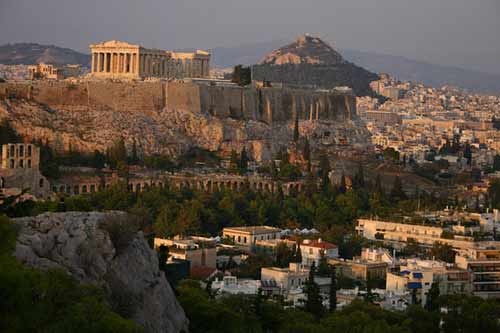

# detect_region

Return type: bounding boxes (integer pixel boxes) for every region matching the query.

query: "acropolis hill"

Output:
[0,39,369,161]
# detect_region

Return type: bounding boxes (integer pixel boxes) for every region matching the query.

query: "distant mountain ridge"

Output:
[209,40,500,95]
[0,43,90,67]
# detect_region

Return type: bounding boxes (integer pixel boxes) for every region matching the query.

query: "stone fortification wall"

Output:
[1,81,355,123]
[0,81,164,114]
[167,81,356,123]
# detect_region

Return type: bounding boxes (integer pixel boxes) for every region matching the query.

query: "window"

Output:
[90,185,95,193]
[10,159,14,168]
[19,145,24,157]
[309,248,313,255]
[39,178,44,188]
[238,236,241,243]
[27,145,32,157]
[82,185,87,193]
[10,146,14,157]
[19,159,23,168]
[27,159,31,168]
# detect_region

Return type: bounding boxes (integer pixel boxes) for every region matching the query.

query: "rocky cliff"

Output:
[253,34,379,96]
[13,211,189,333]
[0,81,370,161]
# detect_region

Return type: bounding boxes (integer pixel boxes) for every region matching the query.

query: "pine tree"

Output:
[304,261,323,318]
[339,173,347,194]
[229,149,239,173]
[303,138,311,173]
[329,265,337,312]
[464,142,472,165]
[390,175,407,201]
[109,136,127,168]
[353,163,365,189]
[292,242,303,263]
[317,250,330,277]
[319,152,331,192]
[157,245,169,272]
[131,138,139,165]
[293,113,300,142]
[239,147,249,172]
[494,155,500,171]
[374,173,384,197]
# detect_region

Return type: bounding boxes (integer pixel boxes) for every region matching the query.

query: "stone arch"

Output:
[82,185,88,193]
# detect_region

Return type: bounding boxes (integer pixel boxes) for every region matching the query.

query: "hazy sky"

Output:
[1,0,499,73]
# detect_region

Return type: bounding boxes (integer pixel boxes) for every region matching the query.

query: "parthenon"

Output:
[89,40,210,79]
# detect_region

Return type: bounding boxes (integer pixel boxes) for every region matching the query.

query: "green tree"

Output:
[293,113,300,142]
[425,282,440,312]
[239,147,249,172]
[229,149,239,174]
[317,250,330,277]
[493,155,500,171]
[303,262,323,318]
[339,173,347,194]
[353,163,365,190]
[108,136,127,168]
[292,242,303,263]
[463,142,472,165]
[275,242,293,268]
[390,175,407,201]
[429,242,455,263]
[329,265,337,312]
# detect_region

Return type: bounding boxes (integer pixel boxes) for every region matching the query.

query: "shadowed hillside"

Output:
[0,43,90,67]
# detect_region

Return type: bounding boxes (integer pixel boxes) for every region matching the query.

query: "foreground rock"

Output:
[13,211,188,333]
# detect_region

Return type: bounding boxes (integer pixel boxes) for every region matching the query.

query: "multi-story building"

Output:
[89,40,210,80]
[261,262,309,296]
[456,248,500,299]
[300,238,338,266]
[386,259,470,305]
[356,218,491,250]
[154,237,217,270]
[223,226,281,246]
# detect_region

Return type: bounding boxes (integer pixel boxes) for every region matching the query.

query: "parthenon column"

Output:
[103,53,109,73]
[96,53,101,72]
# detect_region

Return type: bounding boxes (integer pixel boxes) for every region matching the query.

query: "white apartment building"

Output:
[300,238,338,266]
[261,262,309,296]
[223,226,281,246]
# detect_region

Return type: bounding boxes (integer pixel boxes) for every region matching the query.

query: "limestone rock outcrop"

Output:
[0,89,370,161]
[260,34,344,66]
[13,211,189,333]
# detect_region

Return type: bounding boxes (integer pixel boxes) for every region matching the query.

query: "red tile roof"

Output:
[190,266,217,280]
